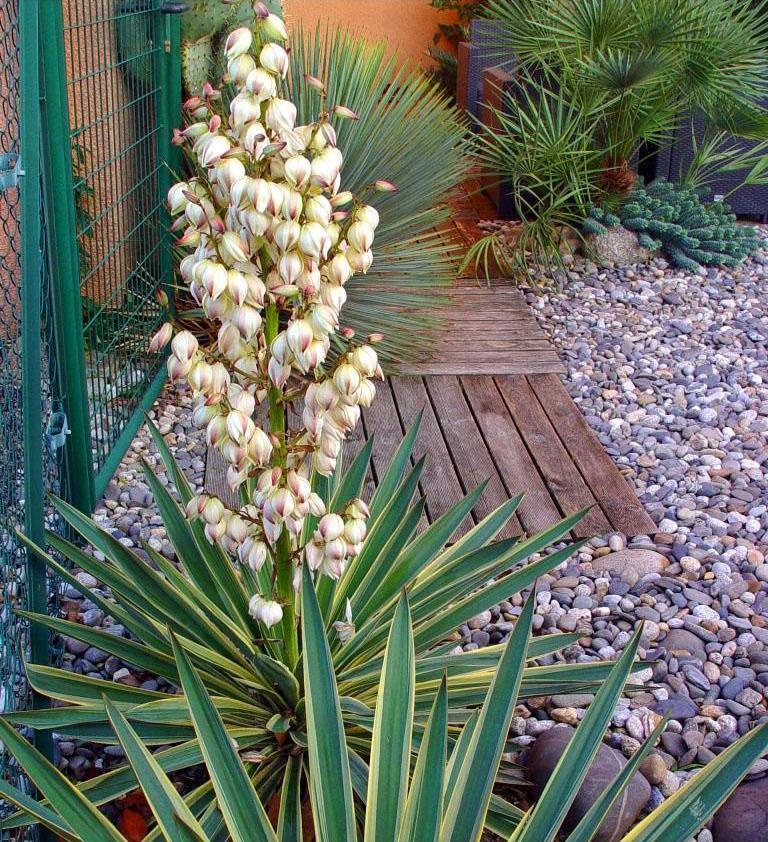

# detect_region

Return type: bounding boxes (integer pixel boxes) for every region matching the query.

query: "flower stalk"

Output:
[151,3,389,648]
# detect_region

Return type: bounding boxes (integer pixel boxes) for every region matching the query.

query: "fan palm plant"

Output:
[3,583,768,841]
[483,0,768,189]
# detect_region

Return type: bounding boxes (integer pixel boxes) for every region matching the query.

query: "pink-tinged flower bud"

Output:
[286,319,314,355]
[200,261,228,299]
[346,248,373,274]
[228,384,256,416]
[267,182,286,215]
[304,73,325,92]
[167,182,190,214]
[310,149,342,189]
[320,122,338,148]
[229,178,252,210]
[270,331,290,365]
[347,498,370,520]
[228,54,257,86]
[216,158,246,191]
[278,251,303,285]
[333,104,359,120]
[284,156,311,189]
[217,322,243,359]
[307,492,326,517]
[210,362,230,395]
[247,427,272,466]
[260,43,289,77]
[331,402,360,430]
[300,339,328,370]
[274,220,301,252]
[324,537,347,561]
[356,204,380,230]
[310,304,339,336]
[315,379,339,411]
[318,513,345,542]
[184,494,206,519]
[171,331,198,363]
[262,12,288,41]
[242,539,268,572]
[206,415,228,446]
[245,67,277,102]
[201,495,226,525]
[245,274,266,306]
[374,179,398,193]
[314,451,337,475]
[224,27,252,59]
[200,135,231,167]
[265,97,296,133]
[297,266,321,297]
[367,332,384,344]
[344,518,367,546]
[356,378,376,407]
[327,253,353,285]
[230,90,261,124]
[192,402,219,427]
[347,221,374,253]
[205,519,228,543]
[231,305,262,340]
[249,595,283,628]
[320,283,346,312]
[270,488,295,520]
[176,228,201,248]
[263,517,283,544]
[226,270,248,306]
[246,178,270,214]
[226,409,256,444]
[222,439,248,469]
[287,471,312,502]
[149,322,173,353]
[320,431,342,458]
[220,231,250,265]
[305,541,325,571]
[299,222,330,260]
[305,195,332,226]
[226,514,249,543]
[188,361,213,393]
[351,345,378,377]
[282,189,304,221]
[268,357,291,388]
[330,191,354,208]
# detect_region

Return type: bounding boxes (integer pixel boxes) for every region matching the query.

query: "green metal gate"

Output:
[41,0,181,513]
[0,0,181,820]
[1,0,63,828]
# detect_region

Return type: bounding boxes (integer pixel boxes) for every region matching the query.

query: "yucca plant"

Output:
[4,585,768,841]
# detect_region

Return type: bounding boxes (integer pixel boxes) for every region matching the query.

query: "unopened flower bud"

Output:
[149,322,173,353]
[224,27,252,60]
[171,331,198,363]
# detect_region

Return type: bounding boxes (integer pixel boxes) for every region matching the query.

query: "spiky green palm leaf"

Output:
[287,28,470,367]
[4,587,768,841]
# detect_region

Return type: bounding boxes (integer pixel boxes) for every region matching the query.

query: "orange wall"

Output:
[284,0,458,67]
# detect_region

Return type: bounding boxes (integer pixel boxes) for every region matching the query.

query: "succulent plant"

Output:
[584,180,764,272]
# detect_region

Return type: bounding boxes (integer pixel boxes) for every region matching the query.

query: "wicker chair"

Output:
[655,112,768,221]
[456,18,516,125]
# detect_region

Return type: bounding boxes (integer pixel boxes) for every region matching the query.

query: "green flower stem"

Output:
[265,299,299,670]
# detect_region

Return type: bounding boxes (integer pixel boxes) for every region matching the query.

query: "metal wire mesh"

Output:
[0,3,63,836]
[62,0,167,479]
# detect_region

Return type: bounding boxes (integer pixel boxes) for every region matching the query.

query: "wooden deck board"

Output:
[205,281,654,545]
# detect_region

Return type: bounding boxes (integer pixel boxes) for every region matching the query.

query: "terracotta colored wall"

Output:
[284,0,458,67]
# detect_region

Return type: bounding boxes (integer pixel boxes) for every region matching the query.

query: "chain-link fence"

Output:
[1,1,65,834]
[1,0,180,829]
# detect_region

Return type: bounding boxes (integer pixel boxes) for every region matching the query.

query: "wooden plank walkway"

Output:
[205,283,655,541]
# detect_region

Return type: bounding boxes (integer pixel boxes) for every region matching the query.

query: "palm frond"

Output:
[288,27,470,368]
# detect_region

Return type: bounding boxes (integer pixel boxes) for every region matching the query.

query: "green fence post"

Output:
[19,0,55,778]
[155,0,181,314]
[39,0,95,515]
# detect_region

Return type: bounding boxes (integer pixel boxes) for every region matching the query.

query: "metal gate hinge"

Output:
[0,153,24,192]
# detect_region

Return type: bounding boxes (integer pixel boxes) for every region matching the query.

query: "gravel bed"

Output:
[55,247,768,838]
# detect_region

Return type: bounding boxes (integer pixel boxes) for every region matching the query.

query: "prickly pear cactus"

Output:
[115,0,282,96]
[585,180,765,272]
[180,0,283,96]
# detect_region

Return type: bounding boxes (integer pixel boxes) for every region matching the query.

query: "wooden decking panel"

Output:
[205,281,654,541]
